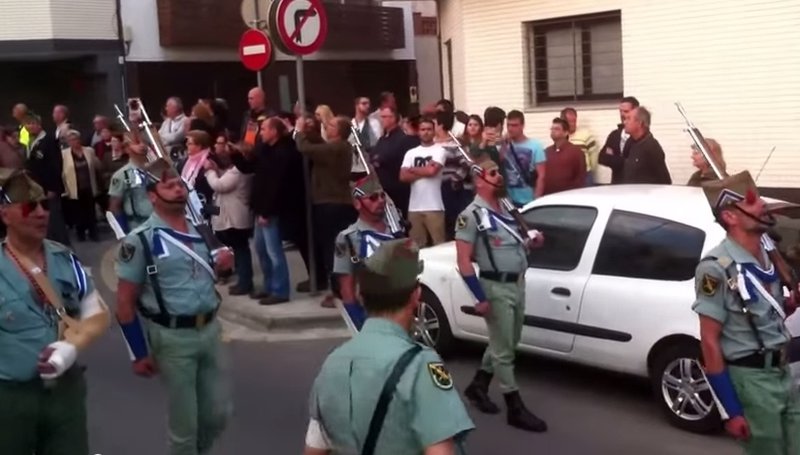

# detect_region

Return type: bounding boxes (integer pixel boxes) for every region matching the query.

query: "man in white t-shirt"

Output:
[399,117,447,247]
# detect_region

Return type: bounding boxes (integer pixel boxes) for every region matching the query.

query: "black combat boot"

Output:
[464,370,500,414]
[504,391,547,432]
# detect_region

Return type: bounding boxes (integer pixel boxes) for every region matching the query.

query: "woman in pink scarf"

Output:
[181,130,211,187]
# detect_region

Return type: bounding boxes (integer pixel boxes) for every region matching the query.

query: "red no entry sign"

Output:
[269,0,328,55]
[239,29,274,71]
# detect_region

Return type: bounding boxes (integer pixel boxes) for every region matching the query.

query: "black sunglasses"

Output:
[485,169,499,178]
[21,199,50,215]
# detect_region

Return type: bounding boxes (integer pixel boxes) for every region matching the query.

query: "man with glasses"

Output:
[455,159,547,433]
[0,168,110,454]
[332,173,402,331]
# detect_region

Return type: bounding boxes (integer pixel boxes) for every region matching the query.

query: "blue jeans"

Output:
[253,218,290,299]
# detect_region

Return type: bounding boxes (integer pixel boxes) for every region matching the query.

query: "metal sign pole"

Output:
[296,54,318,296]
[253,0,263,88]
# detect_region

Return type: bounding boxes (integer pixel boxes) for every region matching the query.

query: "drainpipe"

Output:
[435,0,444,100]
[115,0,129,104]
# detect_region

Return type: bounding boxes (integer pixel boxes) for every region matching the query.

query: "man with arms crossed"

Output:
[399,116,447,247]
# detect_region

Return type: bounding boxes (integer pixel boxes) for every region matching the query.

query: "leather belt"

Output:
[727,350,785,369]
[479,271,522,283]
[145,309,217,330]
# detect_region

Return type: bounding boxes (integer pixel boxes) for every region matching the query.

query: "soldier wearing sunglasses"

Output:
[454,159,547,433]
[332,173,402,330]
[0,168,110,454]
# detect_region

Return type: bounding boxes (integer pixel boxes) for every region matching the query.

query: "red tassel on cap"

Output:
[745,188,757,204]
[21,202,33,217]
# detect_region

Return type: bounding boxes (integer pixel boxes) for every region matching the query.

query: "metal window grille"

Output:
[526,11,623,106]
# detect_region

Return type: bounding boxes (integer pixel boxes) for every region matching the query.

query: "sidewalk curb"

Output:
[218,302,345,332]
[217,291,346,332]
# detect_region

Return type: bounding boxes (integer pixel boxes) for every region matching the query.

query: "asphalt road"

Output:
[78,237,737,455]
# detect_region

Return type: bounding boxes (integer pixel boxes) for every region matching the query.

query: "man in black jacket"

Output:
[598,96,639,184]
[619,107,672,185]
[24,114,70,245]
[370,107,419,216]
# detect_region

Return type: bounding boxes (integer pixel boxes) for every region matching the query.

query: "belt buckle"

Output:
[196,313,207,328]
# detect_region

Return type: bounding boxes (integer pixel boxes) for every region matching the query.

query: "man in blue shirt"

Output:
[504,110,546,206]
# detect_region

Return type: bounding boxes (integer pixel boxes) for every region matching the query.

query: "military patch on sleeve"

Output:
[427,362,454,390]
[701,273,720,296]
[455,215,467,231]
[119,242,136,263]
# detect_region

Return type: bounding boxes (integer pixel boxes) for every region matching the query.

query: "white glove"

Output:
[527,229,542,241]
[40,341,77,380]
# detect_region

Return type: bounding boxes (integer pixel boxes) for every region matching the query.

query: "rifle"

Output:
[676,102,798,291]
[350,123,406,238]
[110,99,231,263]
[447,131,536,240]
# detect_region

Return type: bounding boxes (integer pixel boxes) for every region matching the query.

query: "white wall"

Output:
[415,35,442,107]
[0,0,115,41]
[439,0,800,187]
[438,0,465,105]
[50,0,116,40]
[123,0,416,62]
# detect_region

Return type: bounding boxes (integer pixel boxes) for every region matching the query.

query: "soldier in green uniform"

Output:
[304,239,474,455]
[108,141,153,233]
[333,172,401,331]
[694,170,800,454]
[454,159,547,433]
[0,168,110,454]
[115,159,234,455]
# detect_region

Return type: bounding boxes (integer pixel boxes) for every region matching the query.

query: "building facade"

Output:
[0,0,440,132]
[0,0,121,129]
[437,0,800,195]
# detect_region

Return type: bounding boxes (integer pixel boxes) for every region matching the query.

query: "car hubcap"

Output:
[661,357,714,421]
[412,301,440,348]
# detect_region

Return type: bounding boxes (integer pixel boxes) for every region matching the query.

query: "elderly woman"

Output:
[203,134,255,295]
[178,130,214,217]
[62,129,102,241]
[687,138,725,186]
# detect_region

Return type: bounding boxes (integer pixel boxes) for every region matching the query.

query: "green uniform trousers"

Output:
[479,278,525,392]
[147,319,230,455]
[0,367,88,455]
[730,365,800,454]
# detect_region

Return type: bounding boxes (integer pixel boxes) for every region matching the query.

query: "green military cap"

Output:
[701,171,759,212]
[701,170,800,213]
[143,158,180,191]
[351,172,383,198]
[0,168,45,204]
[357,238,424,295]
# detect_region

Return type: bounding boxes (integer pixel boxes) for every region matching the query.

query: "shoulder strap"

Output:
[5,244,75,338]
[137,231,168,316]
[344,231,360,265]
[361,344,423,455]
[703,255,766,353]
[471,210,498,272]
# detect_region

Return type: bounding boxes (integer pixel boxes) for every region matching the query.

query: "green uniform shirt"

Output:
[115,213,218,316]
[0,240,94,381]
[454,195,527,273]
[332,218,394,275]
[692,237,790,361]
[108,163,153,223]
[309,318,474,453]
